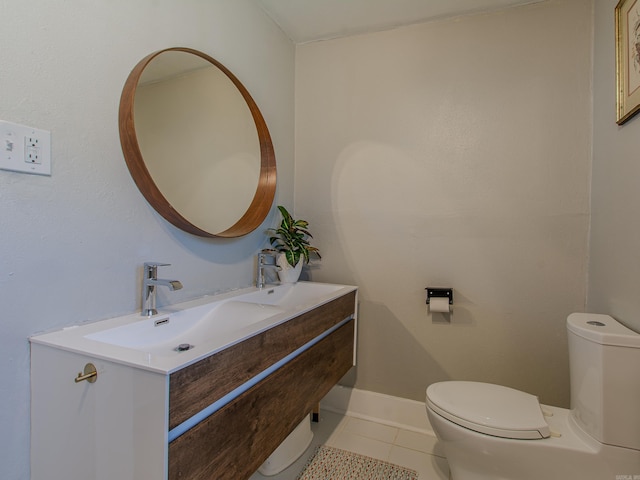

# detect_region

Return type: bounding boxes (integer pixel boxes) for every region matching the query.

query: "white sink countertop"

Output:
[30,282,357,374]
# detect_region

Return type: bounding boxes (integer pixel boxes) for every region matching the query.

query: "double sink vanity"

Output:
[30,281,357,479]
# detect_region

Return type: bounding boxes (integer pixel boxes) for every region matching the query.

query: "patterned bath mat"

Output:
[296,445,418,480]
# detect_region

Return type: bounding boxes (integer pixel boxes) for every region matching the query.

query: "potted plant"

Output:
[267,205,321,283]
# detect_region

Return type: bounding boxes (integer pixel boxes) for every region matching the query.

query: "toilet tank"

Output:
[567,313,640,451]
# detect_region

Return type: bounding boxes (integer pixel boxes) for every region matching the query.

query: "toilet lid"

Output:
[426,381,550,440]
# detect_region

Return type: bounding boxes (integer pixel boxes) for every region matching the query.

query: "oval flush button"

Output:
[587,321,606,327]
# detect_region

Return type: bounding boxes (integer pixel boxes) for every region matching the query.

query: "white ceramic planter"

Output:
[276,253,303,283]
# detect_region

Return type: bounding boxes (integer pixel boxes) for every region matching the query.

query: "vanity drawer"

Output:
[168,291,356,429]
[168,318,355,480]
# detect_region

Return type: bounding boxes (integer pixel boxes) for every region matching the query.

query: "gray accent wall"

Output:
[295,0,593,407]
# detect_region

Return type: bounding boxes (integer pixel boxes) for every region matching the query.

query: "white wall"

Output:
[295,0,592,406]
[589,0,640,333]
[0,1,294,478]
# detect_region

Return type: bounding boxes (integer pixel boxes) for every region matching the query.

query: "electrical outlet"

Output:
[0,120,51,176]
[26,137,42,164]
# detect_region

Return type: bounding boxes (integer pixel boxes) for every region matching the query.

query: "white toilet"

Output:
[426,313,640,480]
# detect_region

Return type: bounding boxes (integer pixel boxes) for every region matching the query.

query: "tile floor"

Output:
[249,410,450,479]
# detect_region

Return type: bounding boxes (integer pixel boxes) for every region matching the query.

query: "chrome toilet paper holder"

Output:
[425,287,453,305]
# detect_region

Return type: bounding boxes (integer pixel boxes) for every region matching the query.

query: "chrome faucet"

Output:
[142,262,183,317]
[257,250,280,289]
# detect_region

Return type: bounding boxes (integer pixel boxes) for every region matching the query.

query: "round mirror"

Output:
[119,47,276,237]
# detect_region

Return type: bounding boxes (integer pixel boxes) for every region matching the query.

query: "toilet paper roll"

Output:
[430,297,451,313]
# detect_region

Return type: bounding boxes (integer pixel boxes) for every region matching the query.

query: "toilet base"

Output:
[258,414,314,476]
[428,404,640,480]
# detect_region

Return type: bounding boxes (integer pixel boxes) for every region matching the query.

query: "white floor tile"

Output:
[249,409,449,480]
[388,445,450,480]
[326,429,393,461]
[343,416,399,443]
[395,428,446,457]
[319,413,350,444]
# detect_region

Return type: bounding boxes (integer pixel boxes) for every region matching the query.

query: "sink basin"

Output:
[31,281,357,373]
[85,300,284,352]
[236,282,346,309]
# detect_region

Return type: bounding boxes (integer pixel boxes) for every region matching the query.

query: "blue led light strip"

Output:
[168,316,352,442]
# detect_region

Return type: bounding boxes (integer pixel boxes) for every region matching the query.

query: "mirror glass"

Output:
[119,48,276,238]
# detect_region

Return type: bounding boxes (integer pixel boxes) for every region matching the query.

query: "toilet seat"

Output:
[426,381,550,440]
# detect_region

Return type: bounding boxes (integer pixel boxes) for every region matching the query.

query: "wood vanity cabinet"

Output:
[31,290,357,480]
[168,291,356,479]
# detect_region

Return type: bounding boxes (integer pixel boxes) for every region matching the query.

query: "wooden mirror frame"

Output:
[119,47,276,238]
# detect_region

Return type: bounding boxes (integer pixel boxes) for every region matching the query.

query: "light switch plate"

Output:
[0,120,51,176]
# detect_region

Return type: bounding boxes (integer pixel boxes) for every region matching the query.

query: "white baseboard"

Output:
[320,385,434,435]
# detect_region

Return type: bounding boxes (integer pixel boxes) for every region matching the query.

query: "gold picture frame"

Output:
[616,0,640,124]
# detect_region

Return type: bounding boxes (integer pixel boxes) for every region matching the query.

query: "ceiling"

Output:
[254,0,545,44]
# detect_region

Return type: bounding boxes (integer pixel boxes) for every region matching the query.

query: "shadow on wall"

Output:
[340,299,453,401]
[317,138,574,408]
